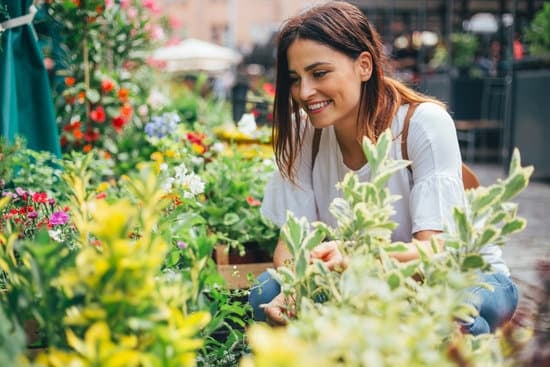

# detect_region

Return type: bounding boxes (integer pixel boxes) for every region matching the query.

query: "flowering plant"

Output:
[200,151,278,255]
[0,188,75,247]
[45,0,168,157]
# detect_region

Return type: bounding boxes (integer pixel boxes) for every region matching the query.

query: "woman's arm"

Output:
[273,237,293,269]
[389,229,443,262]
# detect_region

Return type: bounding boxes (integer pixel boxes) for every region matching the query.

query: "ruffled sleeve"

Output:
[407,103,467,233]
[260,124,318,227]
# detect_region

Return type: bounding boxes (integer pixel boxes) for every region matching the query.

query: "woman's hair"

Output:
[273,1,443,182]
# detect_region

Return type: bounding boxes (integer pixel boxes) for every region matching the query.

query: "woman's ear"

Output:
[357,51,372,81]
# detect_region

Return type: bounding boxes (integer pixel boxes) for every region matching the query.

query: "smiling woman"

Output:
[248,0,518,336]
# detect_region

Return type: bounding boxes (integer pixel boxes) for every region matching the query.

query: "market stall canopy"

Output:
[0,1,60,156]
[152,38,242,73]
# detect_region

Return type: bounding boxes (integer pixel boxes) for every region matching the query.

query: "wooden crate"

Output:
[214,244,272,289]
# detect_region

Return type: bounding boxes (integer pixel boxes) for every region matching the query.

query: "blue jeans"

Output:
[250,270,519,334]
[248,271,281,321]
[461,272,519,335]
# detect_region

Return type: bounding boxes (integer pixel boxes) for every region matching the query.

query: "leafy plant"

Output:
[524,3,550,57]
[450,33,479,73]
[244,130,533,366]
[201,150,278,255]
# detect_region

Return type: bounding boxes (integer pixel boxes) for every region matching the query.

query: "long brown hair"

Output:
[273,1,443,182]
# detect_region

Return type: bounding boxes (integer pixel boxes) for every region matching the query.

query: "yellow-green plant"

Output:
[244,130,533,366]
[33,165,210,366]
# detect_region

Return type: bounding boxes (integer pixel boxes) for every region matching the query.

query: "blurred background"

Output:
[151,0,549,177]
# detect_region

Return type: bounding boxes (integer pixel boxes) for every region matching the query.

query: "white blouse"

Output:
[261,102,509,275]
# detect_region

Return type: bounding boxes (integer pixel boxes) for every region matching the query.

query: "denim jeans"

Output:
[250,270,519,334]
[248,271,281,321]
[461,271,519,335]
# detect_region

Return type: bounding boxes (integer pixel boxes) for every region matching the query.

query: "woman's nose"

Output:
[299,79,315,101]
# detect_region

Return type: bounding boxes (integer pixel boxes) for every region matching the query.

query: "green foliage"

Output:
[201,150,279,255]
[244,130,532,366]
[0,303,29,367]
[450,33,479,72]
[525,3,550,57]
[0,137,65,197]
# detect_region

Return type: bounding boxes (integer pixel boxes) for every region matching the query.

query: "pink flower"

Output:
[246,196,261,207]
[49,211,69,226]
[90,106,106,123]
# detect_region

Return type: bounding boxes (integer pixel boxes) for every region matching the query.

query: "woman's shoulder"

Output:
[410,101,454,132]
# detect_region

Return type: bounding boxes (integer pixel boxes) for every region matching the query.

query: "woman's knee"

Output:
[248,271,281,321]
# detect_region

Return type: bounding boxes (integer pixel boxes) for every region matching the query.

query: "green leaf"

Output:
[462,254,485,270]
[384,243,408,253]
[222,212,239,226]
[471,186,504,214]
[476,226,499,247]
[86,88,100,104]
[295,253,307,278]
[453,208,471,243]
[501,218,526,236]
[387,271,401,290]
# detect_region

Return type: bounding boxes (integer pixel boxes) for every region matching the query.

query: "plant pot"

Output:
[214,244,273,289]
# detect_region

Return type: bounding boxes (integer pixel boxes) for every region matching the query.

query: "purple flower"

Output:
[49,211,69,226]
[27,211,38,219]
[48,198,56,205]
[15,187,26,196]
[176,240,188,249]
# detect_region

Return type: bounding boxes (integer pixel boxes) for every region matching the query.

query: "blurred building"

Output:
[157,0,315,53]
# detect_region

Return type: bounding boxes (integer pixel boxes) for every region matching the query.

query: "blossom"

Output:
[65,77,76,86]
[176,240,188,249]
[32,192,48,203]
[49,211,69,226]
[48,229,62,242]
[90,106,106,123]
[112,116,127,132]
[144,112,180,138]
[246,196,261,206]
[101,79,115,93]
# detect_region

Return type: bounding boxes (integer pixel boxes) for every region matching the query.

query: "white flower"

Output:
[173,164,188,180]
[211,142,226,153]
[159,163,169,172]
[190,156,204,166]
[147,89,170,110]
[160,177,174,192]
[181,173,205,198]
[48,229,63,243]
[237,113,257,135]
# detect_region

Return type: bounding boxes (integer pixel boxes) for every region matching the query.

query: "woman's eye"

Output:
[288,76,299,84]
[313,70,328,78]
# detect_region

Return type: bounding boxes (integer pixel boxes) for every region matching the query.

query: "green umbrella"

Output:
[0,1,60,157]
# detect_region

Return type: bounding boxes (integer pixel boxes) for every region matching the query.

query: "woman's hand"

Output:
[263,292,296,326]
[310,241,347,271]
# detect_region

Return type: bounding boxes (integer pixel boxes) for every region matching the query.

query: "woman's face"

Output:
[287,38,370,130]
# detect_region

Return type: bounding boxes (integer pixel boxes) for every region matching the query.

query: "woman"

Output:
[249,1,517,335]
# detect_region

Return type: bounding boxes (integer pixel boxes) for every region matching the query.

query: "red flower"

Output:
[65,77,76,87]
[101,79,115,93]
[186,132,206,145]
[263,82,275,96]
[95,192,107,200]
[112,116,127,132]
[118,88,130,102]
[246,196,261,206]
[120,103,133,119]
[90,106,106,123]
[32,192,48,203]
[73,129,83,140]
[84,129,100,142]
